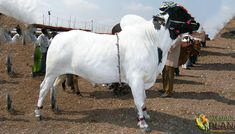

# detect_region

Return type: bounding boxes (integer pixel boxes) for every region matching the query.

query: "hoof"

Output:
[35,109,42,121]
[141,126,151,133]
[52,106,60,113]
[51,102,56,110]
[36,115,42,121]
[137,119,151,133]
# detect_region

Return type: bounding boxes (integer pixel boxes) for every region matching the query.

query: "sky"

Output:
[0,0,235,38]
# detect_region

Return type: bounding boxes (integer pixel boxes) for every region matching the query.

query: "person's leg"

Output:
[161,66,174,97]
[41,53,46,73]
[166,66,174,95]
[190,55,197,64]
[161,66,167,93]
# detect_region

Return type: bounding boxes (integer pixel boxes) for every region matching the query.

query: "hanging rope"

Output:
[115,33,122,86]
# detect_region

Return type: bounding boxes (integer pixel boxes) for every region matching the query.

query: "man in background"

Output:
[37,28,49,74]
[12,25,23,44]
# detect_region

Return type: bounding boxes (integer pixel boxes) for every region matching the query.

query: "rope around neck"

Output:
[115,33,122,86]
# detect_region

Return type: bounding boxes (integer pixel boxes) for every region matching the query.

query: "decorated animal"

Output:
[35,4,199,132]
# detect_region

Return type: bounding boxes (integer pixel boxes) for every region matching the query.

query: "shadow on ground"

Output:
[172,91,235,105]
[194,63,235,71]
[43,108,208,134]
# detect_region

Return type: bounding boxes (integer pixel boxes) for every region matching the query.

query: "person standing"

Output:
[37,28,49,74]
[200,28,206,48]
[160,38,181,97]
[12,25,23,44]
[49,31,57,46]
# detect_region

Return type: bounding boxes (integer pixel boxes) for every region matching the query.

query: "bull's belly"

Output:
[73,63,121,84]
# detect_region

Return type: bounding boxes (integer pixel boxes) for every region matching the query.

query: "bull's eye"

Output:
[183,36,189,40]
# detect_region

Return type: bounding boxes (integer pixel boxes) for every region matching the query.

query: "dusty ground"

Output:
[0,20,235,134]
[0,37,234,134]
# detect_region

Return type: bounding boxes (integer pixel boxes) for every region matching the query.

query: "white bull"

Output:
[35,13,187,131]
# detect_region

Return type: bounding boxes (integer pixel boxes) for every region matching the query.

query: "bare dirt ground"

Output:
[0,22,235,134]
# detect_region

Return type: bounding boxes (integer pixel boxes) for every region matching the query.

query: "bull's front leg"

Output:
[128,73,151,132]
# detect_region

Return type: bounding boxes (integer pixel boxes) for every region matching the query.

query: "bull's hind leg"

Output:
[128,74,151,132]
[50,75,66,112]
[35,76,57,120]
[50,87,57,111]
[73,75,81,95]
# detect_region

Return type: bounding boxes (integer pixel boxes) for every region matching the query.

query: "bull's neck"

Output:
[158,27,176,52]
[143,21,175,54]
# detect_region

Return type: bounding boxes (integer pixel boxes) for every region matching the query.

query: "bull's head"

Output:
[153,3,200,40]
[152,15,166,30]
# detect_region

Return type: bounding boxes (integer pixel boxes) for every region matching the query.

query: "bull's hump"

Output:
[120,14,147,29]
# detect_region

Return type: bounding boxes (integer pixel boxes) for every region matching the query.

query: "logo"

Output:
[195,114,209,131]
[195,114,235,133]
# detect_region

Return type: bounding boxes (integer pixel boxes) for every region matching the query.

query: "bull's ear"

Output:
[153,15,165,23]
[153,15,157,21]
